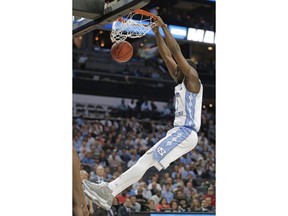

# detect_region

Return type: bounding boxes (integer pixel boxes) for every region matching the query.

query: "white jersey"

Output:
[173,79,203,132]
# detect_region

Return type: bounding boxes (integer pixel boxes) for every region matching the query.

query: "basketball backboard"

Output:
[73,0,151,38]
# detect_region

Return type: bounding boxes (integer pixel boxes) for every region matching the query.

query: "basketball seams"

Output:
[115,45,124,57]
[117,47,133,58]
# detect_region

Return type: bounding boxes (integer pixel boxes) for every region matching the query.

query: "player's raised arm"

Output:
[157,16,201,93]
[152,25,177,82]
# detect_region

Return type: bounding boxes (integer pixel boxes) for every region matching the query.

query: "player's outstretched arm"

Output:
[152,25,177,82]
[157,16,200,93]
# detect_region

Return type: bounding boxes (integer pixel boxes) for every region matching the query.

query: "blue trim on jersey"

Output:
[152,127,193,164]
[184,91,196,128]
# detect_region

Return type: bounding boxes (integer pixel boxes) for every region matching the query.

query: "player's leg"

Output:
[108,149,155,196]
[83,149,156,206]
[157,129,198,170]
[113,135,197,211]
[82,131,175,205]
[83,127,198,209]
[83,128,180,202]
[83,186,112,210]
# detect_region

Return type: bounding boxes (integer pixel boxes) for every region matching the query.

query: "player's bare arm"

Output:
[157,16,201,93]
[152,25,177,82]
[73,148,89,216]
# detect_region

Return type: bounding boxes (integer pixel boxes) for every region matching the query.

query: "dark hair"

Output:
[160,197,167,204]
[186,59,197,70]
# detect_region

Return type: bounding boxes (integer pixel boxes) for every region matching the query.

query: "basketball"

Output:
[111,41,133,63]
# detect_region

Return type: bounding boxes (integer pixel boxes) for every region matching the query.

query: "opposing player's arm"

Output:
[152,26,177,82]
[157,16,200,93]
[73,147,89,216]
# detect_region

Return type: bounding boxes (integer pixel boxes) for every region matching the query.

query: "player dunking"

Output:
[82,16,203,210]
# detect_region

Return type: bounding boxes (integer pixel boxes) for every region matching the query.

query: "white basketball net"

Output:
[110,10,157,43]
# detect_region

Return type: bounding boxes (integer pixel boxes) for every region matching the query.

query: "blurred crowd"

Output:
[148,0,215,31]
[104,0,215,31]
[73,49,215,84]
[110,98,175,121]
[73,101,215,215]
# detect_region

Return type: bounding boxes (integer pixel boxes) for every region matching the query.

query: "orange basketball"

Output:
[111,41,133,63]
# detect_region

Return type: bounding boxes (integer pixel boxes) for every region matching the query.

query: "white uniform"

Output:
[84,80,203,201]
[173,80,203,131]
[148,79,203,171]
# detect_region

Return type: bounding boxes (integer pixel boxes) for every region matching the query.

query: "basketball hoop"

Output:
[110,9,158,43]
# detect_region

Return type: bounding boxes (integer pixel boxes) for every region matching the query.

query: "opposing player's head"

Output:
[175,59,197,84]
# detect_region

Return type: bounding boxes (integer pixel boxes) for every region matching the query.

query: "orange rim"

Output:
[133,9,157,21]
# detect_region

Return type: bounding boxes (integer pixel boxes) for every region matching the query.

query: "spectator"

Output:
[130,195,141,212]
[119,148,131,163]
[179,199,189,212]
[174,190,187,210]
[203,196,214,212]
[162,183,174,204]
[104,167,113,180]
[148,182,161,196]
[186,173,199,187]
[126,185,136,197]
[182,164,196,180]
[163,177,173,189]
[146,133,156,148]
[111,172,120,181]
[127,154,137,168]
[108,149,124,171]
[117,98,127,118]
[180,154,193,166]
[150,190,162,205]
[108,197,120,216]
[135,187,148,211]
[160,172,171,185]
[193,161,205,178]
[78,142,88,161]
[161,98,174,119]
[116,189,129,205]
[81,151,96,169]
[118,198,134,216]
[127,99,137,117]
[189,198,201,212]
[170,200,181,212]
[183,181,198,203]
[156,197,170,212]
[139,182,152,200]
[200,199,210,212]
[123,137,134,152]
[89,164,98,182]
[99,150,109,167]
[89,165,108,184]
[172,178,185,192]
[116,166,124,175]
[171,165,180,179]
[202,186,216,208]
[140,99,152,118]
[147,199,157,212]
